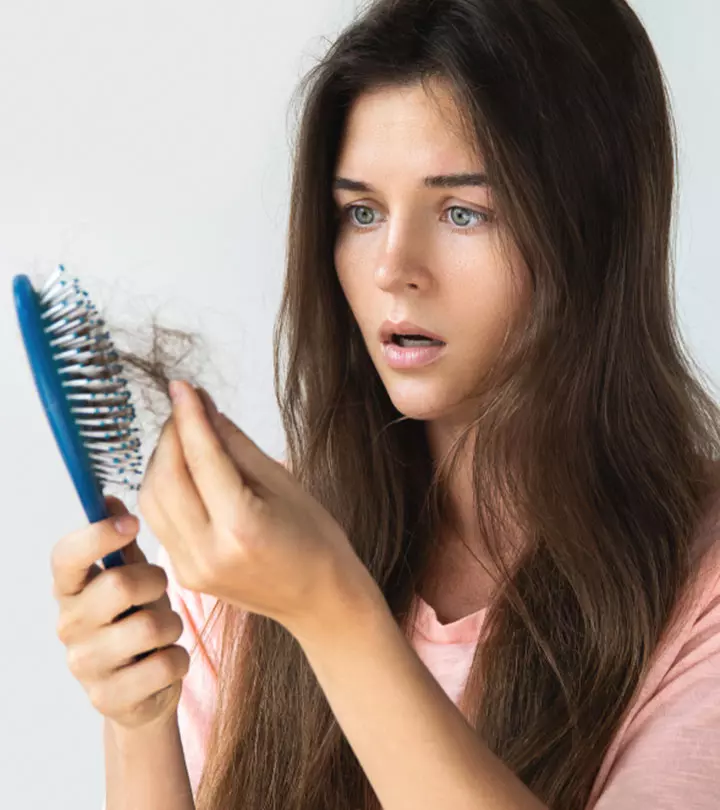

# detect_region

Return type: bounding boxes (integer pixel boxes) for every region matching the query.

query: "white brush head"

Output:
[37,264,143,490]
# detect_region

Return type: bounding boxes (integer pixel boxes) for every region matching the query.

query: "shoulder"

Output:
[587,485,720,809]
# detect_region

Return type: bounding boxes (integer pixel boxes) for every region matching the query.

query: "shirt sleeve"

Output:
[590,588,720,810]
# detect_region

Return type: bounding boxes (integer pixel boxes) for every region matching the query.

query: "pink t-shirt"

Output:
[133,482,720,809]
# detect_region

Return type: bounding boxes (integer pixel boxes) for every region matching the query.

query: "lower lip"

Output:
[381,340,447,368]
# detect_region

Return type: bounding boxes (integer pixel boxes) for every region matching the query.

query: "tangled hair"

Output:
[110,1,720,808]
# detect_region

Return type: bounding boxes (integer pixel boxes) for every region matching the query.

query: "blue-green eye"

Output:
[339,203,493,234]
[347,204,376,227]
[448,207,481,228]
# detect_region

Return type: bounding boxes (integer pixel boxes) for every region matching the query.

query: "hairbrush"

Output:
[13,264,153,639]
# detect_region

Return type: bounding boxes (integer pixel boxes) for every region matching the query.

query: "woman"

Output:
[54,1,720,808]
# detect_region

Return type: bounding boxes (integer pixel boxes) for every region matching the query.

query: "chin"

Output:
[385,385,454,422]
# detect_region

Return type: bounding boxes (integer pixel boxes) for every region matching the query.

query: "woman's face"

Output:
[333,79,531,424]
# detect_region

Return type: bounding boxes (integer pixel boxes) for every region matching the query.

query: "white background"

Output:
[0,2,717,807]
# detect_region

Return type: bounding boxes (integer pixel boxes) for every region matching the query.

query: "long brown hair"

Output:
[112,1,720,808]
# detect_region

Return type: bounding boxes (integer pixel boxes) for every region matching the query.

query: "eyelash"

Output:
[338,203,494,235]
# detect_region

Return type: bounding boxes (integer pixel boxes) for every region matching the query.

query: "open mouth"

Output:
[388,334,446,348]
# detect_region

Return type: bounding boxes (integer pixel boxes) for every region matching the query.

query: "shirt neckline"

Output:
[413,593,486,644]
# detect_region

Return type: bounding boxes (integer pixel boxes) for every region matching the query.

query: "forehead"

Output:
[336,80,480,171]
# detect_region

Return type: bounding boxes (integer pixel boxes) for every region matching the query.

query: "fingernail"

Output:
[114,515,138,534]
[169,380,187,404]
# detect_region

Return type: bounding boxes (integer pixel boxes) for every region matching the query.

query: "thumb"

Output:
[103,496,147,565]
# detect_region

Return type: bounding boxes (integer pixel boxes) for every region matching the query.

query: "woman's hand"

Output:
[51,496,190,731]
[137,380,378,639]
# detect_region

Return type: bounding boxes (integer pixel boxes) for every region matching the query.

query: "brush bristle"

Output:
[38,264,143,490]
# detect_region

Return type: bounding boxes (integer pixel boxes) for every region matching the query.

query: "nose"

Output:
[373,216,432,293]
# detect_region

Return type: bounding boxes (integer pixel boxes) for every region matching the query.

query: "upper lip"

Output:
[378,320,446,343]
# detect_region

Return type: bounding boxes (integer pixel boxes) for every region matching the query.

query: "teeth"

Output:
[393,334,444,347]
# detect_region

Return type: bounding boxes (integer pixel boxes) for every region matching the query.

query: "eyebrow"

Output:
[332,173,490,192]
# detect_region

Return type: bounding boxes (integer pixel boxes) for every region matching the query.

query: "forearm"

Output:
[294,581,548,810]
[104,712,195,810]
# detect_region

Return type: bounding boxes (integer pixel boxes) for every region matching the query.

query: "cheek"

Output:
[335,266,354,311]
[454,266,529,348]
[334,248,365,313]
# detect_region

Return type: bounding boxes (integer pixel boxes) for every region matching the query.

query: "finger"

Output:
[141,413,211,537]
[213,413,279,489]
[83,497,134,584]
[168,380,257,522]
[52,511,140,598]
[117,537,146,566]
[105,496,130,517]
[104,496,147,565]
[67,598,182,680]
[145,416,174,479]
[196,386,220,421]
[182,382,282,489]
[96,564,170,626]
[57,564,169,645]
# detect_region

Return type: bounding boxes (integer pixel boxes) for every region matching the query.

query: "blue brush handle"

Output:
[13,274,152,651]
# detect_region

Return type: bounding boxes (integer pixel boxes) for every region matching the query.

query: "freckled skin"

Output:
[332,79,532,599]
[333,78,531,429]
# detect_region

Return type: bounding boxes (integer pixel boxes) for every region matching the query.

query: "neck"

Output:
[425,416,480,546]
[424,417,525,564]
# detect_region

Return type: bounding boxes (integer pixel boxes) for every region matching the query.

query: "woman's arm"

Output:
[104,711,195,810]
[292,576,548,810]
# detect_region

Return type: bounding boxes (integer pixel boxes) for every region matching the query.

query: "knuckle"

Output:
[86,682,107,712]
[135,609,161,643]
[173,559,203,592]
[56,610,76,645]
[142,565,169,602]
[166,610,184,642]
[156,650,180,682]
[153,564,169,592]
[104,569,133,605]
[145,648,171,684]
[98,519,119,548]
[175,646,191,677]
[66,644,89,678]
[50,541,69,582]
[232,497,266,543]
[166,645,190,680]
